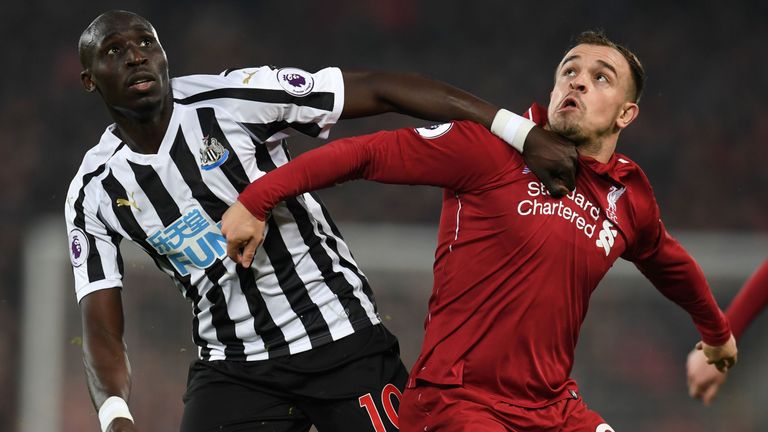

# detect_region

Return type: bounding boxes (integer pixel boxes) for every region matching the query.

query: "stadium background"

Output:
[2,1,766,431]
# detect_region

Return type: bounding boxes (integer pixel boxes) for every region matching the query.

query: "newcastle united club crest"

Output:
[199,136,229,170]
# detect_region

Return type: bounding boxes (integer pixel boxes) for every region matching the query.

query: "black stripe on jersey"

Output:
[126,156,248,357]
[174,88,335,112]
[97,211,125,278]
[253,142,371,332]
[285,199,371,331]
[101,171,210,355]
[72,143,125,283]
[196,108,250,192]
[221,66,277,77]
[242,120,323,142]
[314,194,378,311]
[262,216,332,347]
[184,284,211,360]
[168,129,229,220]
[195,108,291,356]
[235,266,290,358]
[128,161,181,227]
[204,261,246,359]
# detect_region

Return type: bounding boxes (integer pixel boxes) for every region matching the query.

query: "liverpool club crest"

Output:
[199,136,229,170]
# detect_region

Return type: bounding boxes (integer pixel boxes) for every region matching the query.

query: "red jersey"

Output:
[239,108,731,408]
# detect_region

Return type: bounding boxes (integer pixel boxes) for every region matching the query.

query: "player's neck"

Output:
[577,136,617,163]
[111,95,174,154]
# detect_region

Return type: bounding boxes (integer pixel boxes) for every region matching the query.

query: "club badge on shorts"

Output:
[69,228,90,267]
[276,67,314,97]
[199,136,229,170]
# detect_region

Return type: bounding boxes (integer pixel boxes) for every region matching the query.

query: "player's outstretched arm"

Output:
[340,71,576,197]
[80,288,138,432]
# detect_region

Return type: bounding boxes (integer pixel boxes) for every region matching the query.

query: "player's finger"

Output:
[226,237,244,265]
[702,384,719,406]
[241,238,259,268]
[537,172,567,199]
[713,359,728,373]
[559,166,576,193]
[688,381,702,400]
[695,341,703,351]
[550,183,569,199]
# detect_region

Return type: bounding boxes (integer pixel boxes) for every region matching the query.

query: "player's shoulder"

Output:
[170,66,272,98]
[613,153,653,190]
[171,65,339,100]
[611,152,659,217]
[66,125,123,201]
[412,120,497,141]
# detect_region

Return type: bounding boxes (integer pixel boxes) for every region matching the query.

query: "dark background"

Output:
[2,1,766,431]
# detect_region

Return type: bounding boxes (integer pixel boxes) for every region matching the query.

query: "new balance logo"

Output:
[595,219,618,256]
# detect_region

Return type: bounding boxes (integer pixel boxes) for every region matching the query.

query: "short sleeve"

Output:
[173,66,345,142]
[65,179,123,302]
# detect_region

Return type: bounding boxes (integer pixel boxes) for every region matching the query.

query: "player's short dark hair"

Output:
[78,10,154,69]
[568,30,646,103]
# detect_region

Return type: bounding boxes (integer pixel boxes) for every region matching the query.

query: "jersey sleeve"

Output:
[239,121,521,219]
[65,178,124,302]
[726,259,768,339]
[173,66,344,142]
[623,173,731,345]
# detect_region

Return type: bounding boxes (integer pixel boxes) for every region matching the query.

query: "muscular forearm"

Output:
[81,289,132,410]
[341,70,497,127]
[635,233,731,345]
[84,328,132,407]
[726,260,768,339]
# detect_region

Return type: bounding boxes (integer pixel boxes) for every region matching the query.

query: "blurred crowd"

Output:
[2,1,766,430]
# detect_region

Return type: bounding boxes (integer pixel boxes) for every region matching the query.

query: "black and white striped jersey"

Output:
[65,66,381,361]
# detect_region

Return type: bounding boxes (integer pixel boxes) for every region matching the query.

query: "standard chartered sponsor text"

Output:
[517,182,600,238]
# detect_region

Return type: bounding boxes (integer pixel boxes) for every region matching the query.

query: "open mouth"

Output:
[559,96,579,111]
[127,73,156,91]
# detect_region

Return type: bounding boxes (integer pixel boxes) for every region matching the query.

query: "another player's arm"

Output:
[80,288,137,432]
[686,259,768,405]
[223,121,504,266]
[341,70,576,196]
[724,259,768,339]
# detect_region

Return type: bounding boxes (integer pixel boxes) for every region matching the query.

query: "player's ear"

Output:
[616,102,639,130]
[81,70,96,93]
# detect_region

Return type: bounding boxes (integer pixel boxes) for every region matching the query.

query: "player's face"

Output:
[547,44,637,145]
[81,16,170,118]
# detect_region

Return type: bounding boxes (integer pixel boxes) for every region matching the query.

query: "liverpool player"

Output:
[222,31,738,430]
[687,260,768,405]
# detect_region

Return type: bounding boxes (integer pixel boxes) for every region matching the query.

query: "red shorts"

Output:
[400,384,615,432]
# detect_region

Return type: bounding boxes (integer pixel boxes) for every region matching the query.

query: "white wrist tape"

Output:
[98,396,134,432]
[490,108,537,154]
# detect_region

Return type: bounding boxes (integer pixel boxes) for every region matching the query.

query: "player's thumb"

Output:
[695,341,704,351]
